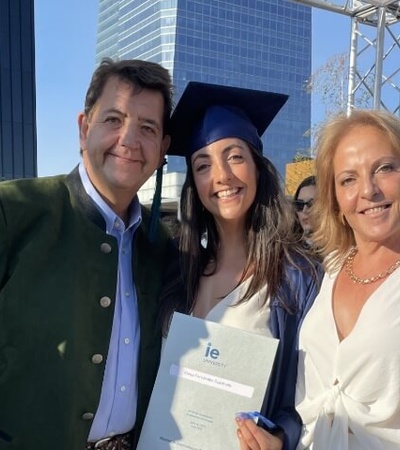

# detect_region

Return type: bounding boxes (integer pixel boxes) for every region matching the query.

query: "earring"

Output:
[201,227,208,249]
[338,211,346,226]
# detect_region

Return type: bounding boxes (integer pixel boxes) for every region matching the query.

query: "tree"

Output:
[305,52,374,148]
[306,53,349,116]
[292,153,313,163]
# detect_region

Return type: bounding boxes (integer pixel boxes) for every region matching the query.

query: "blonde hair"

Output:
[312,109,400,272]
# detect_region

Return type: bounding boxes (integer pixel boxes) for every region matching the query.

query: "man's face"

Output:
[79,76,170,209]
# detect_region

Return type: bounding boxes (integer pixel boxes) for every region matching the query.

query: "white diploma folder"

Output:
[137,312,279,450]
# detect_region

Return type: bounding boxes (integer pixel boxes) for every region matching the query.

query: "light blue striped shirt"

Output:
[78,163,142,441]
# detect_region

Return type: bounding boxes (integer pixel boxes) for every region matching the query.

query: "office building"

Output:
[0,0,37,180]
[96,0,311,178]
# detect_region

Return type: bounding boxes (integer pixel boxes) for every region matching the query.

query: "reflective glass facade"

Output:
[96,0,311,176]
[0,0,37,180]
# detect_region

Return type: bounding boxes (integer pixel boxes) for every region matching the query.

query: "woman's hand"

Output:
[236,417,284,450]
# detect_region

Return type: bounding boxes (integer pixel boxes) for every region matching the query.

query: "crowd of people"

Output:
[0,57,399,450]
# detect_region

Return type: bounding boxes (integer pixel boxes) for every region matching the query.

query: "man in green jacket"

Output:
[0,58,176,449]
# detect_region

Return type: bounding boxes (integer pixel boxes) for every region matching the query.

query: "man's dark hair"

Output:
[84,57,173,134]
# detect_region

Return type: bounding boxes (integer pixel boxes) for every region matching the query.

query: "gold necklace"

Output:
[345,247,400,285]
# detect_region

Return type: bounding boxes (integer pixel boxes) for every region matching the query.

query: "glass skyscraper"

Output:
[0,0,37,180]
[96,0,311,177]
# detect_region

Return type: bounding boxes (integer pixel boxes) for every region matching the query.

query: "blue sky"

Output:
[34,0,350,176]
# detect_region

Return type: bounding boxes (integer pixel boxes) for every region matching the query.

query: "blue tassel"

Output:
[148,159,166,242]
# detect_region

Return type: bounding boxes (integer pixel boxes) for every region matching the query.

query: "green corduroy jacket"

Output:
[0,167,174,449]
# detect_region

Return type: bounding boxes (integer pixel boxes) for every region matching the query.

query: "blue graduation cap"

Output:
[168,81,289,158]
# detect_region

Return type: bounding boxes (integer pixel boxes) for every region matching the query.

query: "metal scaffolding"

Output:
[291,0,400,115]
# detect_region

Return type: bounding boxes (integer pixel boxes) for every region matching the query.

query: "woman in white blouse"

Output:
[295,109,400,449]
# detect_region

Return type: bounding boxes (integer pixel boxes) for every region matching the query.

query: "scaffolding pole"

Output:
[292,0,400,114]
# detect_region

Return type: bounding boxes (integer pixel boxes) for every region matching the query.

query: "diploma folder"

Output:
[137,312,279,450]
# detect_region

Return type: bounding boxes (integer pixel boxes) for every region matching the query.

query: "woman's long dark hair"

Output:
[158,147,317,332]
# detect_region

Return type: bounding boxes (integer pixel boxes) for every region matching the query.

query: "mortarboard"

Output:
[168,81,289,158]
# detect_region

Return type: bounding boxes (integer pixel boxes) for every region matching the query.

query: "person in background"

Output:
[292,175,317,250]
[0,58,177,450]
[159,82,322,450]
[296,109,400,449]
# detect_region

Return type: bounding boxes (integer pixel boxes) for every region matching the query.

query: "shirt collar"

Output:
[78,162,141,232]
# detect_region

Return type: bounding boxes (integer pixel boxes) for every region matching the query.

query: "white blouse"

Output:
[201,277,273,337]
[296,268,400,450]
[162,279,273,352]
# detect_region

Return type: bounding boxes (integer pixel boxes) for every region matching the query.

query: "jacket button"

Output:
[91,354,104,364]
[100,243,112,254]
[99,296,112,308]
[82,412,94,421]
